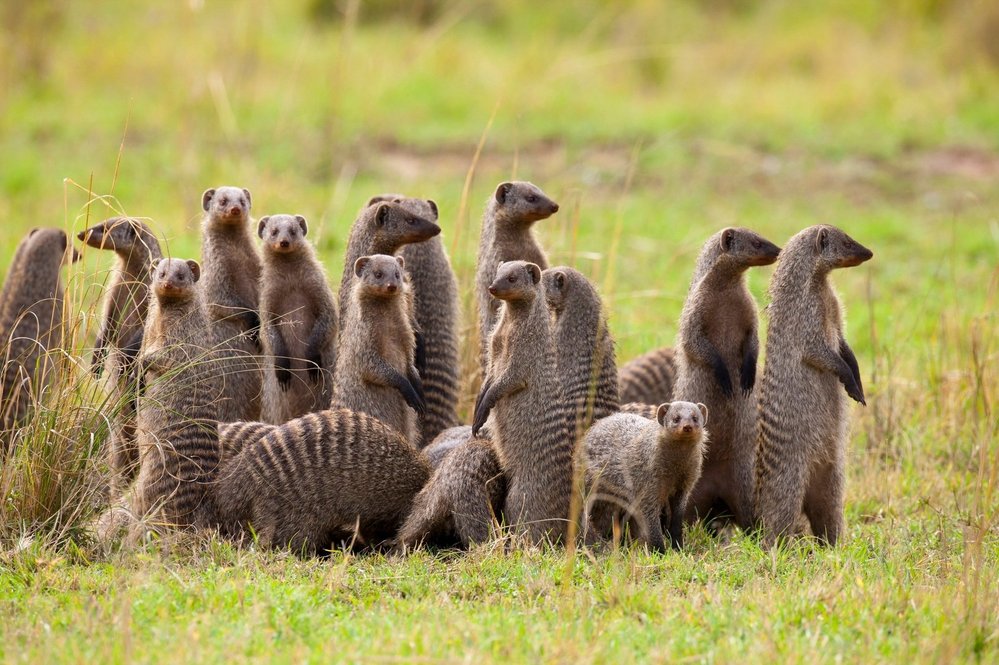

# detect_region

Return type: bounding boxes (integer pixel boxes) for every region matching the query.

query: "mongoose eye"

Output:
[507,275,516,283]
[673,416,681,424]
[374,270,384,279]
[752,239,761,249]
[526,195,537,203]
[271,230,278,237]
[220,198,228,207]
[395,272,400,280]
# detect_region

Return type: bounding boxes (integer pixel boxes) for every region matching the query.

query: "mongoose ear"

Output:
[29,228,40,238]
[495,182,513,205]
[186,260,201,283]
[395,255,405,270]
[150,257,162,272]
[375,203,390,227]
[814,227,828,254]
[296,215,308,236]
[719,228,736,252]
[257,216,270,239]
[201,189,216,212]
[242,188,252,208]
[554,270,567,289]
[426,199,439,220]
[366,195,392,207]
[526,263,541,285]
[354,256,370,277]
[696,403,708,425]
[656,403,671,426]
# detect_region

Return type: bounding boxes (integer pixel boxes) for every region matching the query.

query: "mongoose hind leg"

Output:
[756,456,809,548]
[803,461,845,545]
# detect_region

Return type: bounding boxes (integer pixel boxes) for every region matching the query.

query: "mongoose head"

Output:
[77,217,157,256]
[366,194,439,223]
[202,186,252,225]
[488,261,542,302]
[491,181,559,225]
[354,254,406,299]
[365,201,441,251]
[151,258,201,302]
[811,225,874,270]
[716,227,781,268]
[542,266,598,315]
[656,401,708,445]
[27,227,80,266]
[257,214,309,254]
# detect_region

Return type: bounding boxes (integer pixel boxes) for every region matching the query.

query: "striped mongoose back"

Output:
[257,214,338,424]
[218,420,277,462]
[200,186,264,422]
[215,407,431,554]
[755,225,872,547]
[618,346,677,406]
[672,227,780,529]
[582,402,707,551]
[475,181,558,368]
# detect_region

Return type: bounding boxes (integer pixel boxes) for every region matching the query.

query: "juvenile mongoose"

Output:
[332,254,424,444]
[472,260,572,545]
[618,347,677,407]
[132,258,223,534]
[672,227,781,530]
[215,407,431,554]
[583,402,708,551]
[0,228,78,447]
[77,217,163,490]
[475,181,559,367]
[257,214,338,424]
[755,225,873,547]
[200,186,263,422]
[368,194,462,448]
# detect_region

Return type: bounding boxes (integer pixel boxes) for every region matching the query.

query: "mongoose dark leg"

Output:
[666,492,685,550]
[803,461,845,545]
[362,358,426,414]
[838,338,864,402]
[644,500,668,552]
[804,344,865,406]
[739,331,759,395]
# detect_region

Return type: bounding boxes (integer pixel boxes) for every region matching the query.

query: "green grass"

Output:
[1,1,998,662]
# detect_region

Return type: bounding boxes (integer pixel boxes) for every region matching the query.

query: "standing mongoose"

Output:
[214,407,431,554]
[618,347,677,407]
[672,227,781,530]
[755,225,872,547]
[200,186,263,422]
[472,260,572,545]
[367,194,462,448]
[131,258,223,535]
[332,254,424,444]
[582,402,708,551]
[475,181,559,367]
[77,217,163,491]
[0,228,78,448]
[257,214,338,424]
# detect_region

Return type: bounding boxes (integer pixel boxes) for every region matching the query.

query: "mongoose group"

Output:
[0,178,874,553]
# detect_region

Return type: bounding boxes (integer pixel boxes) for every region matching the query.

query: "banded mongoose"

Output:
[755,225,872,547]
[472,260,572,545]
[672,227,781,530]
[257,214,338,424]
[582,402,708,551]
[368,194,462,448]
[332,254,424,444]
[77,217,163,490]
[218,420,277,462]
[475,181,559,367]
[215,407,431,554]
[618,347,677,407]
[0,228,77,447]
[131,258,223,535]
[200,186,263,422]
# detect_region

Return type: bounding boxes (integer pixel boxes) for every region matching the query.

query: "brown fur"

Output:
[618,347,677,407]
[755,225,872,547]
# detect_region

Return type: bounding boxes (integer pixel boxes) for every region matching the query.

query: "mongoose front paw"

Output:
[306,353,323,382]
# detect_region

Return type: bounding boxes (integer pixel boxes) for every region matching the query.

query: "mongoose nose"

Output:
[280,240,290,249]
[387,284,397,293]
[488,286,499,297]
[76,230,87,241]
[551,203,560,213]
[682,425,692,433]
[228,206,241,216]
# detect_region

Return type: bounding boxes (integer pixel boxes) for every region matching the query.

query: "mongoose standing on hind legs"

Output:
[472,260,572,545]
[672,227,781,530]
[755,225,872,547]
[582,402,708,551]
[475,181,559,368]
[257,214,338,424]
[332,254,424,445]
[200,186,263,422]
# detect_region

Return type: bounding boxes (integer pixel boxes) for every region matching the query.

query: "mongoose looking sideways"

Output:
[755,224,872,547]
[368,194,462,448]
[215,407,431,554]
[472,260,572,545]
[582,402,708,551]
[332,254,424,444]
[257,214,338,424]
[475,181,559,368]
[132,258,223,534]
[672,227,780,530]
[618,346,677,407]
[200,186,263,422]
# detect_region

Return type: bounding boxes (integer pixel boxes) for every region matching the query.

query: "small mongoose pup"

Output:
[132,258,223,535]
[618,347,677,407]
[78,217,163,490]
[215,407,431,554]
[200,186,263,422]
[257,214,338,424]
[755,225,873,547]
[583,402,708,551]
[368,194,462,448]
[673,227,781,530]
[475,181,559,367]
[332,254,424,444]
[0,228,78,446]
[472,260,572,545]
